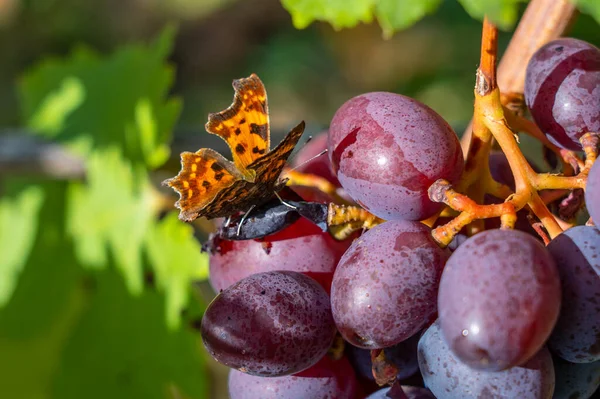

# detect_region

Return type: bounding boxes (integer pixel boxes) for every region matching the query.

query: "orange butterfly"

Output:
[163,74,305,222]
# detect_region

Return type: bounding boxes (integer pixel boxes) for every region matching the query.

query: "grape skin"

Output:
[438,229,561,371]
[346,332,420,381]
[524,38,600,150]
[586,159,600,224]
[418,320,555,399]
[209,218,350,293]
[553,356,600,399]
[328,92,463,221]
[366,385,435,399]
[547,226,600,363]
[201,271,336,377]
[331,220,449,349]
[228,355,358,399]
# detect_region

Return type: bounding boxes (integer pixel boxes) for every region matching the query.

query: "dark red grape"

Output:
[331,220,449,349]
[438,229,561,371]
[418,320,556,398]
[328,92,463,220]
[201,271,336,376]
[209,217,350,293]
[547,226,600,363]
[524,38,600,150]
[228,355,358,399]
[586,159,600,223]
[346,333,420,381]
[553,356,600,399]
[366,385,435,399]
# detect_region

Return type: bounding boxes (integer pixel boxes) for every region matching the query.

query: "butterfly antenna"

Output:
[274,191,298,210]
[289,148,328,172]
[304,135,313,145]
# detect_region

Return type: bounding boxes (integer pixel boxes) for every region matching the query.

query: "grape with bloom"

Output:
[524,38,600,150]
[197,34,600,399]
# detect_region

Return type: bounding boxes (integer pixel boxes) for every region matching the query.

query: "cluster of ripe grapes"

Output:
[201,37,600,398]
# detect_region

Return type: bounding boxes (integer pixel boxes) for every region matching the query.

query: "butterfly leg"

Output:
[236,204,257,237]
[273,191,298,210]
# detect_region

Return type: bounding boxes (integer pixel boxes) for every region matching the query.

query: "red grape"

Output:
[209,217,350,293]
[438,229,561,371]
[328,92,463,220]
[228,355,358,399]
[524,38,600,150]
[418,320,556,398]
[331,220,449,349]
[547,226,600,363]
[586,159,600,224]
[201,271,336,376]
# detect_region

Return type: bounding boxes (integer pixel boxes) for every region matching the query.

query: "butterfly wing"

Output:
[162,148,242,222]
[250,121,306,185]
[205,74,269,180]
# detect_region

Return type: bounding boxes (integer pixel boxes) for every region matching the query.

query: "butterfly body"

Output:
[163,74,305,222]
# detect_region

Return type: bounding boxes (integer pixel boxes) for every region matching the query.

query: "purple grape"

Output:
[201,271,336,376]
[438,229,561,371]
[547,226,600,363]
[328,92,463,220]
[586,159,600,224]
[228,355,358,399]
[209,218,350,293]
[524,38,600,150]
[554,356,600,399]
[418,321,556,398]
[331,220,449,349]
[346,333,420,381]
[366,385,435,399]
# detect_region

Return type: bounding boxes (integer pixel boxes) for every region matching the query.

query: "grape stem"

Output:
[283,169,351,205]
[427,17,600,247]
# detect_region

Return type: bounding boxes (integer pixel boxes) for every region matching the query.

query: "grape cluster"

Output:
[200,37,600,398]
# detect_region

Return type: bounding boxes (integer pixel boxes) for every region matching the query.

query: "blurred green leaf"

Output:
[66,148,156,295]
[281,0,376,30]
[146,212,209,330]
[0,181,84,398]
[0,185,45,306]
[51,268,208,399]
[376,0,443,39]
[575,0,600,24]
[19,25,181,168]
[281,0,526,34]
[456,0,525,31]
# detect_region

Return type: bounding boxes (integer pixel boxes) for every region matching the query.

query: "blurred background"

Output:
[0,0,598,398]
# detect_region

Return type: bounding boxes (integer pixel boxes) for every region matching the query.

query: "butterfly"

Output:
[163,74,305,222]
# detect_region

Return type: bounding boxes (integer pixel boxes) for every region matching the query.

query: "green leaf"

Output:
[19,25,181,168]
[0,182,207,399]
[66,148,157,294]
[375,0,443,39]
[575,0,600,24]
[456,0,525,31]
[145,212,209,330]
[281,0,376,30]
[0,184,45,306]
[51,268,208,399]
